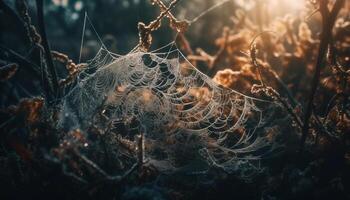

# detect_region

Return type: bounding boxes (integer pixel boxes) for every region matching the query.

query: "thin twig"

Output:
[0,44,41,78]
[0,0,28,43]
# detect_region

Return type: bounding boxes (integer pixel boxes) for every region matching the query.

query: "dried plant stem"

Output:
[299,0,344,152]
[136,0,181,51]
[249,32,303,129]
[35,0,59,101]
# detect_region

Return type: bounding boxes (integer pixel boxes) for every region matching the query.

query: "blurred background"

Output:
[1,0,236,60]
[0,0,309,62]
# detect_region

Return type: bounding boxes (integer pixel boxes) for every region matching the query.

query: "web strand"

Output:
[78,12,87,64]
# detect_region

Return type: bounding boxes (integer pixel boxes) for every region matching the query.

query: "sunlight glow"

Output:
[236,0,305,14]
[267,0,305,13]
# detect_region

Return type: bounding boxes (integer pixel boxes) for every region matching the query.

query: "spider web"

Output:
[58,2,282,176]
[59,43,280,174]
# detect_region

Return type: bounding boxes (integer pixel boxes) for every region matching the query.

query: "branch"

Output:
[299,0,345,152]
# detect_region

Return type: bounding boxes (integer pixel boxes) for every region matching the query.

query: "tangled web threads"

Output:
[59,44,280,175]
